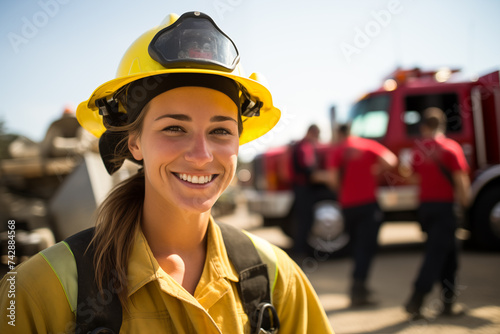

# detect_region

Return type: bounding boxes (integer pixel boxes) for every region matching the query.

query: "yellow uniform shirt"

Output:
[0,219,334,333]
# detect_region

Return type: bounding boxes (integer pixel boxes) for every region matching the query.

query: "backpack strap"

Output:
[65,228,123,334]
[218,222,279,333]
[430,151,454,187]
[42,228,121,334]
[242,231,278,304]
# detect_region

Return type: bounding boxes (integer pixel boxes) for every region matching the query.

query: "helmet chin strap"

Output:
[240,90,262,118]
[95,95,127,127]
[99,130,127,175]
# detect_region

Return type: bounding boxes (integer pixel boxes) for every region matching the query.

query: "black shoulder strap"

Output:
[217,222,273,333]
[430,151,454,187]
[65,227,122,334]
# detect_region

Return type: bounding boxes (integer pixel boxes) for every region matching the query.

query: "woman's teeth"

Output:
[178,173,213,184]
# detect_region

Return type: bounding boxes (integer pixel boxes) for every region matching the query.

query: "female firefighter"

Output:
[0,11,333,334]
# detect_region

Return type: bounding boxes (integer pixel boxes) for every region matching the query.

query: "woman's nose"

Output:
[184,134,213,165]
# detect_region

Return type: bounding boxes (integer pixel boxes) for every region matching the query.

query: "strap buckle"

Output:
[253,302,280,334]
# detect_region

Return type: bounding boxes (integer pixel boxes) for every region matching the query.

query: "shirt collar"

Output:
[126,217,239,297]
[126,225,159,297]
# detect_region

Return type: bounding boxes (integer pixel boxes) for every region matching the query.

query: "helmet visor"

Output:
[149,12,239,72]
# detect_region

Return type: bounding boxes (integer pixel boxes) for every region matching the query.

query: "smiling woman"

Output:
[129,86,240,215]
[0,11,334,334]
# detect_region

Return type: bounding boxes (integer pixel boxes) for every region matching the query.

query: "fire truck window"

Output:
[404,93,461,135]
[404,110,421,135]
[404,110,421,124]
[349,95,390,139]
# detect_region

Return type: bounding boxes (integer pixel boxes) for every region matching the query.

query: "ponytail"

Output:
[91,171,145,307]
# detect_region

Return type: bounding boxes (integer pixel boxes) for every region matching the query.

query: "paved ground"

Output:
[218,204,500,334]
[307,248,500,334]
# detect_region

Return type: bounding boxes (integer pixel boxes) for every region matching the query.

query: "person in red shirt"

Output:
[404,107,470,318]
[290,124,321,258]
[324,124,397,306]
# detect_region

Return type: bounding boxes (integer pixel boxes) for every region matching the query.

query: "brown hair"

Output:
[421,107,447,133]
[90,105,147,307]
[337,123,350,137]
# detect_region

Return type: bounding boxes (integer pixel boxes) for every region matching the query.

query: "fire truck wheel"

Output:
[307,200,350,255]
[472,186,500,251]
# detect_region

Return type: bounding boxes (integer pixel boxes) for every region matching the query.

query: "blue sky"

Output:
[1,0,499,160]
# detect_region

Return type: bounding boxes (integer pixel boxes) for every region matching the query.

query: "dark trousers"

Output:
[292,184,315,256]
[414,202,458,295]
[342,202,383,282]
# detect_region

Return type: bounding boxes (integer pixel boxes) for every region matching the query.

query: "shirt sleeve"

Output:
[369,140,392,160]
[444,140,469,172]
[0,254,75,334]
[272,247,334,334]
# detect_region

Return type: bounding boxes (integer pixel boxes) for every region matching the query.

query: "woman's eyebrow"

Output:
[155,114,192,121]
[210,115,238,124]
[154,114,237,123]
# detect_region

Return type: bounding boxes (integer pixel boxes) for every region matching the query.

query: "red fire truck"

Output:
[244,67,500,253]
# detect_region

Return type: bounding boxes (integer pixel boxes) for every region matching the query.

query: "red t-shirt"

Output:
[327,137,391,207]
[411,136,469,202]
[290,139,317,185]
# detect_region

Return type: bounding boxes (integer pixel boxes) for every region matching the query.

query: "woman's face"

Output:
[128,86,239,214]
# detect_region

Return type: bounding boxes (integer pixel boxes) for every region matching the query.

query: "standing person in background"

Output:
[40,105,82,158]
[290,124,320,260]
[404,107,470,318]
[39,104,97,159]
[324,124,398,306]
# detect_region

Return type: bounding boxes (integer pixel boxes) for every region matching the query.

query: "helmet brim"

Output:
[77,68,280,146]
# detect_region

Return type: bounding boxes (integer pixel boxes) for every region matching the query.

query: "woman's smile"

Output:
[173,172,218,185]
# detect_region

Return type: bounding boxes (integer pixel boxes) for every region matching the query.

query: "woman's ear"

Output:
[128,134,143,161]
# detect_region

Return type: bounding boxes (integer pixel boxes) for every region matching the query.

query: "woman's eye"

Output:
[211,128,232,136]
[163,126,184,133]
